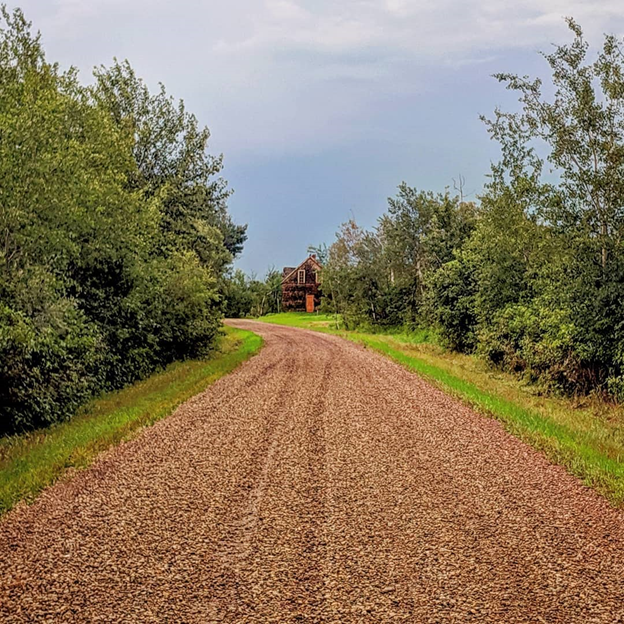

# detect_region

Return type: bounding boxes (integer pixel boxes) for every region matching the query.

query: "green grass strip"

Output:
[0,326,263,515]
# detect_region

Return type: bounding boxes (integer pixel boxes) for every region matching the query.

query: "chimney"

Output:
[311,254,316,259]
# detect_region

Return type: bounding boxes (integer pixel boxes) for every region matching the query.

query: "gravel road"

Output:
[1,320,623,623]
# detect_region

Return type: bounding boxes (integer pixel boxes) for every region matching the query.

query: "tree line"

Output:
[222,269,282,318]
[319,20,624,399]
[0,7,246,434]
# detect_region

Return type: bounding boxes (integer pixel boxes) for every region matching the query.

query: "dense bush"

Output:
[0,304,104,432]
[0,8,245,434]
[222,268,282,318]
[428,256,477,353]
[476,304,583,392]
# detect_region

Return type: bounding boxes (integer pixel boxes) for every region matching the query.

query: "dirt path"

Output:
[1,320,623,622]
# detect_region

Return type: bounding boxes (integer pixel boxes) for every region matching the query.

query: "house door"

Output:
[306,294,315,313]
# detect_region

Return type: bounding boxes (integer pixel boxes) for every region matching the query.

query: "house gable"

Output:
[281,255,322,285]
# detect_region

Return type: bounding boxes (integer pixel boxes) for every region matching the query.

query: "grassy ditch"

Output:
[259,313,624,506]
[0,326,263,515]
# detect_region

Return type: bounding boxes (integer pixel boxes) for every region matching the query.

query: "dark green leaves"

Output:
[0,7,244,435]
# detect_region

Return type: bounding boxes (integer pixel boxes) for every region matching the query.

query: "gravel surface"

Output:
[1,320,623,622]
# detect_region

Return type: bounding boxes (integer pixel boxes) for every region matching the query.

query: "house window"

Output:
[314,271,319,283]
[298,269,305,284]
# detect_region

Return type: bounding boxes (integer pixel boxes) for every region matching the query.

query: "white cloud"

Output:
[11,0,624,156]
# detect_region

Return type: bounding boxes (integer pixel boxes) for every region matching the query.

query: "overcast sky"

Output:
[13,0,624,273]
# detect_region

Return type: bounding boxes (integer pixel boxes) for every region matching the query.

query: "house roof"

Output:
[281,255,322,284]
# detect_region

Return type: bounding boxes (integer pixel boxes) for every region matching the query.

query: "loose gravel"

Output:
[1,320,623,622]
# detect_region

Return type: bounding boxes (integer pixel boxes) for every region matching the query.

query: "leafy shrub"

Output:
[477,303,589,394]
[429,257,477,353]
[0,303,104,434]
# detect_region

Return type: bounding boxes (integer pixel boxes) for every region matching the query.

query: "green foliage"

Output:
[0,303,104,432]
[320,19,624,401]
[0,7,245,435]
[321,190,477,330]
[428,255,477,352]
[476,19,624,395]
[92,59,247,273]
[222,267,283,318]
[477,304,581,390]
[381,184,477,295]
